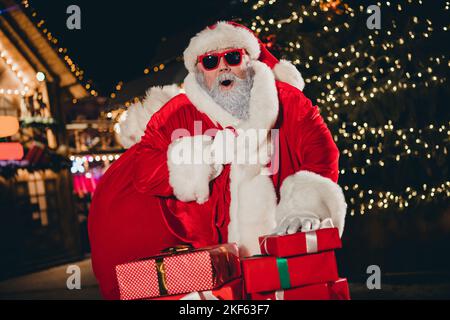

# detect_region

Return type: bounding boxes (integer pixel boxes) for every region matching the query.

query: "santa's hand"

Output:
[193,163,223,203]
[273,214,321,235]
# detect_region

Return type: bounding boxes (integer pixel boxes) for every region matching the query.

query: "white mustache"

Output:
[213,73,238,88]
[195,67,254,121]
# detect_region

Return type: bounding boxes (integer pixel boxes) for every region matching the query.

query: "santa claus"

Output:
[88,21,347,299]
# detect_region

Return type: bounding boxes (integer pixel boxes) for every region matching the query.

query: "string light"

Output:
[249,1,450,126]
[109,58,173,100]
[0,48,30,96]
[20,0,97,96]
[70,153,122,173]
[247,0,449,217]
[346,181,450,216]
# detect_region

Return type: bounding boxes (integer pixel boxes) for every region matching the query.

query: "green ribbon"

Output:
[276,258,291,289]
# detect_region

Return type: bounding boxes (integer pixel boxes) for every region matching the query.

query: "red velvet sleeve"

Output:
[132,114,173,196]
[131,100,194,196]
[292,91,340,183]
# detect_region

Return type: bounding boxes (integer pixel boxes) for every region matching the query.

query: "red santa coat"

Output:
[88,60,346,299]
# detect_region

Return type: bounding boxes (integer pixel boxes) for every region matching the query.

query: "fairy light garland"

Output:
[290,12,449,120]
[345,181,450,216]
[249,1,449,122]
[20,0,97,97]
[340,147,448,177]
[108,55,183,101]
[335,122,449,144]
[321,65,447,121]
[246,0,450,215]
[339,136,448,163]
[70,153,122,174]
[251,1,448,70]
[307,28,448,114]
[0,48,30,96]
[250,0,354,33]
[334,121,449,176]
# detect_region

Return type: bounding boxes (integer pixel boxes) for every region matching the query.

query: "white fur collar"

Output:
[183,60,279,131]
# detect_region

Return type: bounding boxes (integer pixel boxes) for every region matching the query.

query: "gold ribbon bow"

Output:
[156,244,194,296]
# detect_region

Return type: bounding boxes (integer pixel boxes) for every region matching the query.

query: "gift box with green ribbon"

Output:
[242,250,339,294]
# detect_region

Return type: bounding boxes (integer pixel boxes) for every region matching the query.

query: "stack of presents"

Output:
[115,219,350,300]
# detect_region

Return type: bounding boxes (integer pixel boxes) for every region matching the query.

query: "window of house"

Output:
[27,171,48,226]
[16,169,58,228]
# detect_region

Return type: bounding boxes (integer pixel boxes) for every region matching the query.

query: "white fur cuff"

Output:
[167,135,219,204]
[276,171,347,237]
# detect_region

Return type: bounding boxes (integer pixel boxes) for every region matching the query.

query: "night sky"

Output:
[30,0,245,94]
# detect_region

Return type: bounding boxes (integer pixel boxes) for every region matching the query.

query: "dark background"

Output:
[30,0,244,93]
[1,0,447,299]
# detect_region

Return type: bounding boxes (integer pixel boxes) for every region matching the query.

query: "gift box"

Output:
[152,278,243,300]
[259,221,341,258]
[242,250,339,294]
[249,278,350,300]
[116,243,241,300]
[328,278,350,300]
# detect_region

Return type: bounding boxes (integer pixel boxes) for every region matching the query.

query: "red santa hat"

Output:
[183,21,305,91]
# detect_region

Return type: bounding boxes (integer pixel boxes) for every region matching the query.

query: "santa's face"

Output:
[195,47,254,120]
[196,48,250,91]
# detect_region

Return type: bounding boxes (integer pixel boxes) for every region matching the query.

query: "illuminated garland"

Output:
[20,0,97,97]
[109,56,182,102]
[0,48,30,96]
[70,153,122,174]
[344,181,450,215]
[245,0,450,215]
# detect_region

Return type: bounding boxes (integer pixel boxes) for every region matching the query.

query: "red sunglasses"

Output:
[197,48,245,70]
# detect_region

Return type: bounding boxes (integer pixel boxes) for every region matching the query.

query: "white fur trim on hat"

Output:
[183,21,260,73]
[273,59,305,91]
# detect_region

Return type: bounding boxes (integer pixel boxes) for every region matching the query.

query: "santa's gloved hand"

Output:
[273,214,321,235]
[188,147,223,204]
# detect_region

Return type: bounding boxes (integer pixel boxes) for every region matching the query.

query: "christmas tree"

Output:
[242,0,450,217]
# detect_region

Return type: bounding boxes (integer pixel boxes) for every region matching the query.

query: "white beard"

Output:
[196,67,254,121]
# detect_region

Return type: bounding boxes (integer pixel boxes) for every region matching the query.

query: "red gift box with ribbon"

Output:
[259,219,341,258]
[115,243,241,300]
[328,278,351,300]
[242,251,339,294]
[152,278,243,300]
[248,278,350,300]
